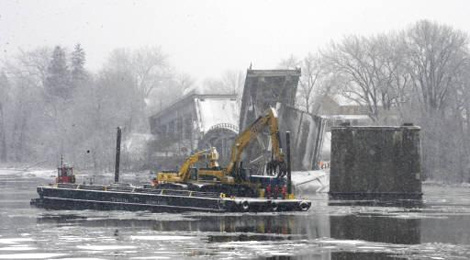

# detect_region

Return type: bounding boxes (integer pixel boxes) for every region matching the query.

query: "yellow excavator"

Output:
[225,106,286,179]
[154,107,287,196]
[155,147,230,183]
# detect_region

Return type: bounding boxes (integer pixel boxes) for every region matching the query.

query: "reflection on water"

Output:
[330,214,420,244]
[329,215,421,260]
[1,173,470,259]
[331,252,402,260]
[37,212,329,242]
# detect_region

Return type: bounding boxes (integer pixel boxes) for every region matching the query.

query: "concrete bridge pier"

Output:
[329,124,422,203]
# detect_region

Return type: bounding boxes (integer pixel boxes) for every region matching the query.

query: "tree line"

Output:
[283,20,470,182]
[0,44,189,171]
[0,43,243,172]
[1,19,469,182]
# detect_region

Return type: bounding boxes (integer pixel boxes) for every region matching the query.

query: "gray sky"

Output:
[1,0,469,82]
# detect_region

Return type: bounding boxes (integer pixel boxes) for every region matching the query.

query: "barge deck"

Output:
[31,183,311,213]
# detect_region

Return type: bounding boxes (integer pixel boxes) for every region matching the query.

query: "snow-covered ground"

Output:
[0,168,56,180]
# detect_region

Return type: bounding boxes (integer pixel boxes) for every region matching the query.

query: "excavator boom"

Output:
[226,107,284,178]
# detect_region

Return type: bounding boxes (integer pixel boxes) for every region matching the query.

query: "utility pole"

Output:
[115,127,121,183]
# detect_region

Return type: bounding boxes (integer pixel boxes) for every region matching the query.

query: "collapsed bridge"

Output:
[148,68,327,173]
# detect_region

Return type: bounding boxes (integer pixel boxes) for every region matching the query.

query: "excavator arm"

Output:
[226,107,285,178]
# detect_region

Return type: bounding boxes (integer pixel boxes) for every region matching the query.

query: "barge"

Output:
[31,123,312,213]
[31,183,311,213]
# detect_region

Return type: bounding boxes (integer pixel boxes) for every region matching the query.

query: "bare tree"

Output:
[0,71,10,162]
[372,33,413,121]
[404,20,469,115]
[446,59,470,181]
[322,34,409,122]
[15,47,51,88]
[298,54,323,113]
[175,73,195,93]
[103,47,173,132]
[201,78,224,94]
[132,46,170,100]
[221,70,245,95]
[7,67,45,162]
[278,54,301,70]
[1,48,53,163]
[402,20,469,180]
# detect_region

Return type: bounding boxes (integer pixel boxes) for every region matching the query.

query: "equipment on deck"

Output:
[156,147,234,184]
[154,107,288,197]
[228,106,286,179]
[31,120,310,213]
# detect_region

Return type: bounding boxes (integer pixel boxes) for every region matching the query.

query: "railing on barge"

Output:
[55,183,221,198]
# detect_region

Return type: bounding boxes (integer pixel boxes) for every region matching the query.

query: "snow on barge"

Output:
[31,109,312,213]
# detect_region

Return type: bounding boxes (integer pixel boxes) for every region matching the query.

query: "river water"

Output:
[1,169,470,259]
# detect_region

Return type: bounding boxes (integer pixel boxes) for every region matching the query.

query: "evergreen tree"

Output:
[71,43,86,83]
[45,46,70,99]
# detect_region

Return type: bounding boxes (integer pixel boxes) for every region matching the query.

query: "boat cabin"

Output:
[56,164,76,183]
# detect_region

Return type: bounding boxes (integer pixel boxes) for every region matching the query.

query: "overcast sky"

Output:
[1,0,469,82]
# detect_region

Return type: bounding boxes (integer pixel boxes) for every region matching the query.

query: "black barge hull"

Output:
[31,184,311,213]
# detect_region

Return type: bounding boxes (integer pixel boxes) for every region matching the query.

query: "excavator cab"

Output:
[189,168,198,180]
